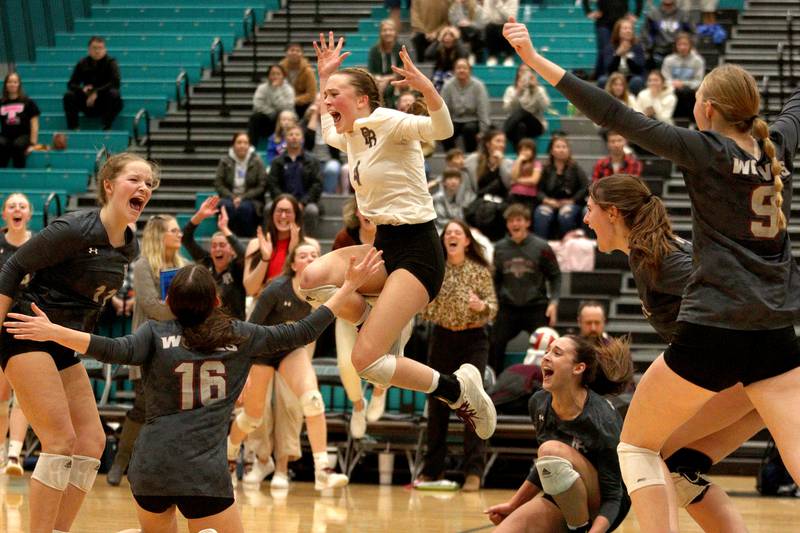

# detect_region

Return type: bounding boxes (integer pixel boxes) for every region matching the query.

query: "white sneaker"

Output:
[315,468,349,491]
[503,57,515,67]
[271,471,290,489]
[486,56,498,66]
[243,457,275,485]
[4,457,23,477]
[451,364,497,440]
[366,390,386,423]
[350,402,367,439]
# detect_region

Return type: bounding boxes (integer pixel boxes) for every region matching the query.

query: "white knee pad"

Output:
[358,355,397,388]
[69,455,101,492]
[535,456,581,495]
[617,442,666,493]
[670,471,712,508]
[298,284,339,307]
[235,411,262,435]
[300,390,325,417]
[31,453,72,491]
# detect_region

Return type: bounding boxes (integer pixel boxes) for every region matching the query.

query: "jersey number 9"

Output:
[750,184,781,239]
[174,361,227,410]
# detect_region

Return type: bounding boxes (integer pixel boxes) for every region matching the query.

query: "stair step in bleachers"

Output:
[17,64,202,84]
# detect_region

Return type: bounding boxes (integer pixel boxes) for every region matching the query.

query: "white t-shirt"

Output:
[322,106,454,226]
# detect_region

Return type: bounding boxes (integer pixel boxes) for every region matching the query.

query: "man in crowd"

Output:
[63,36,122,130]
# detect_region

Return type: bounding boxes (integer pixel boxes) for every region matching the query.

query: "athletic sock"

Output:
[567,522,589,533]
[7,440,22,461]
[313,451,329,471]
[433,374,461,404]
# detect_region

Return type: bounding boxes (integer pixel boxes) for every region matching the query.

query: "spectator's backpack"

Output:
[488,363,543,415]
[757,438,797,496]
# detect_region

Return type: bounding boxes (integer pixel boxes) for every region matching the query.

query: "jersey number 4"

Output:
[750,184,781,239]
[174,361,227,410]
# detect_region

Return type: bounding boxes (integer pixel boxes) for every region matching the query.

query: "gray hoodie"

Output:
[252,80,295,116]
[661,50,706,90]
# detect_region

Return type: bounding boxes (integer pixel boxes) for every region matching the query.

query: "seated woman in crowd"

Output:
[214,132,267,238]
[266,110,300,164]
[503,65,550,147]
[598,18,646,95]
[534,134,589,239]
[247,64,295,149]
[508,138,542,212]
[0,73,40,169]
[424,25,469,92]
[635,70,677,125]
[448,0,486,63]
[463,129,514,241]
[368,19,403,94]
[441,59,491,153]
[605,73,638,109]
[486,335,633,532]
[661,32,705,120]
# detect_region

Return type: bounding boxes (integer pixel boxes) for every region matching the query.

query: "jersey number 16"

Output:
[174,361,227,410]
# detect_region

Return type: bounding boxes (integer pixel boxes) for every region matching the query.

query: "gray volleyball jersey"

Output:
[84,306,334,497]
[630,237,693,341]
[249,275,310,326]
[558,73,800,329]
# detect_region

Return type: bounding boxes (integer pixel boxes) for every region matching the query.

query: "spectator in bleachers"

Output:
[425,26,470,92]
[108,215,188,486]
[280,43,318,118]
[385,0,405,35]
[591,131,642,182]
[266,125,323,236]
[247,64,296,150]
[266,109,299,164]
[396,91,437,164]
[410,0,451,62]
[640,0,693,69]
[635,70,677,125]
[449,0,487,64]
[534,135,589,239]
[432,169,467,232]
[181,196,247,320]
[598,18,646,95]
[419,219,497,491]
[242,193,319,296]
[441,58,490,152]
[577,299,608,342]
[583,0,643,79]
[491,203,561,372]
[605,72,638,108]
[62,36,122,131]
[463,130,513,240]
[0,73,39,168]
[661,32,705,121]
[300,93,344,194]
[508,138,542,213]
[332,197,376,250]
[214,132,267,238]
[368,19,403,94]
[483,0,519,66]
[503,65,549,147]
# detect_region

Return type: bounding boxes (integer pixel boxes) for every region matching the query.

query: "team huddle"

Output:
[0,18,798,533]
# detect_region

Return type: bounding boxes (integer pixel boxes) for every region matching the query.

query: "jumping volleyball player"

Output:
[504,19,800,533]
[3,253,383,532]
[0,153,154,533]
[299,33,496,439]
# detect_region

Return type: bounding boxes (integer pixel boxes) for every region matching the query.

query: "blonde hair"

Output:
[273,110,299,141]
[141,215,187,277]
[96,152,160,206]
[702,64,786,230]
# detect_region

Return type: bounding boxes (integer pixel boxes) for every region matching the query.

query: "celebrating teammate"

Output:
[0,153,155,532]
[504,19,800,533]
[3,251,382,532]
[299,32,496,440]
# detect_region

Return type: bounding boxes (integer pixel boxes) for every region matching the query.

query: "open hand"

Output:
[313,31,351,79]
[218,205,230,233]
[257,226,273,261]
[196,195,220,221]
[503,17,537,66]
[4,303,56,342]
[468,291,485,312]
[391,46,434,94]
[343,248,384,290]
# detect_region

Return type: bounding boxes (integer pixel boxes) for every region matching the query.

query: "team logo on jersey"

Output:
[361,127,377,148]
[353,160,362,187]
[88,248,98,255]
[221,272,233,285]
[161,335,182,349]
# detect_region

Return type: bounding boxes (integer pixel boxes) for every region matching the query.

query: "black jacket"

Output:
[67,55,121,94]
[266,150,322,205]
[538,163,589,204]
[214,149,268,208]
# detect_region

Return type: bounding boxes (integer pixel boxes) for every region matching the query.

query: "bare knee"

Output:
[41,429,78,457]
[74,425,107,459]
[537,440,575,459]
[299,262,324,290]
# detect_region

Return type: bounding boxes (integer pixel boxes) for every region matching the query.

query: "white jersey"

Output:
[322,106,454,225]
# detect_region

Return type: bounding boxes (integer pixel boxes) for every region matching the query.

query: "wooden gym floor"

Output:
[0,474,796,532]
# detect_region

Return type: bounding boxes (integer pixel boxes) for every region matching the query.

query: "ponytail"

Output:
[181,308,244,353]
[752,117,787,230]
[567,334,634,395]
